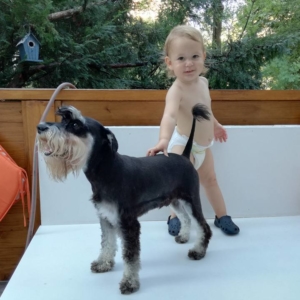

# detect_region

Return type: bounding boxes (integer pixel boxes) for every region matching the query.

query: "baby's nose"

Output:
[185,59,193,66]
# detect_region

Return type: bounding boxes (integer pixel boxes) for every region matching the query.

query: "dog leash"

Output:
[25,82,77,249]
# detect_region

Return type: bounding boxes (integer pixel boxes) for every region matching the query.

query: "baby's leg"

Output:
[197,148,226,217]
[198,148,240,235]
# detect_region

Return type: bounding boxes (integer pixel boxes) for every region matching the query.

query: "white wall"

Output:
[39,126,300,225]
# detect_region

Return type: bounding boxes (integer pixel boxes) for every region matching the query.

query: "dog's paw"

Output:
[91,260,114,273]
[119,277,140,294]
[175,235,189,244]
[188,249,206,260]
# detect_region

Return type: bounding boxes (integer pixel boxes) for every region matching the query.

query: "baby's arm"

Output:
[147,87,181,156]
[214,117,228,142]
[200,77,228,143]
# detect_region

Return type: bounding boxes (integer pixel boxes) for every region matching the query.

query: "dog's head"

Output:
[37,106,118,181]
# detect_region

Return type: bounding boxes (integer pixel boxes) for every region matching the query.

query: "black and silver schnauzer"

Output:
[37,104,212,294]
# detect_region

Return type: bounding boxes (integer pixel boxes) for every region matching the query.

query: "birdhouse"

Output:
[16,33,43,63]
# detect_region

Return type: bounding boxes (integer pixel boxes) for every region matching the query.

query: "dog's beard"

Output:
[38,127,93,181]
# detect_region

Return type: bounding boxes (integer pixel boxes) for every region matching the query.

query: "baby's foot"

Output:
[214,215,240,235]
[167,215,181,236]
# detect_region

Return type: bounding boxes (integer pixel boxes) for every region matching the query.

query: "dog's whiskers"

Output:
[38,127,93,181]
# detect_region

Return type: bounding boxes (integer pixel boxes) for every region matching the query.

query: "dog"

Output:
[37,104,212,294]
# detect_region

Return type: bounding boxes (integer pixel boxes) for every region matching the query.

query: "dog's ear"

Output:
[105,128,118,152]
[56,106,73,121]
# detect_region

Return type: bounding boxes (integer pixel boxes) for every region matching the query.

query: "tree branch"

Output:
[239,0,256,40]
[7,61,154,87]
[6,63,60,88]
[48,1,108,21]
[93,62,151,69]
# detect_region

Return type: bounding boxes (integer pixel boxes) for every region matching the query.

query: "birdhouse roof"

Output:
[16,33,41,47]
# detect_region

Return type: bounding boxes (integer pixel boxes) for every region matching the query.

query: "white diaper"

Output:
[168,128,214,170]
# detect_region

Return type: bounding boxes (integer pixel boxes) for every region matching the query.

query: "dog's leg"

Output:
[181,199,212,260]
[170,200,191,243]
[119,218,141,294]
[91,217,117,273]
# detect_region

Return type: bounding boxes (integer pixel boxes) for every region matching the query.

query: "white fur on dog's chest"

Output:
[96,202,119,227]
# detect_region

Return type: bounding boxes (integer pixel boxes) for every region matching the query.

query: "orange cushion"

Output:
[0,145,30,226]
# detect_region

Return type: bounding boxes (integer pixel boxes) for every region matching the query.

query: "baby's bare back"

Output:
[176,77,214,146]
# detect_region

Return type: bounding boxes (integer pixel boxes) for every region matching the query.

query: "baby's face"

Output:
[165,37,206,83]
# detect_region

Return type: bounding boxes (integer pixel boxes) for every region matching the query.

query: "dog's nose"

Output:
[37,124,49,134]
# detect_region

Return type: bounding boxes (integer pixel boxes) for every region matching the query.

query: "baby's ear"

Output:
[165,56,172,70]
[105,128,118,152]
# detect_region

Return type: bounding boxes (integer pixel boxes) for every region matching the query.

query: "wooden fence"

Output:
[0,89,300,280]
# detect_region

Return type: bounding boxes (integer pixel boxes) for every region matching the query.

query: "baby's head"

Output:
[164,25,208,77]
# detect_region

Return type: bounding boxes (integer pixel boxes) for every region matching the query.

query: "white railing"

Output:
[39,125,300,225]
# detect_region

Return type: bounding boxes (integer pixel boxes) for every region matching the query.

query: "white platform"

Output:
[2,125,300,299]
[2,217,300,300]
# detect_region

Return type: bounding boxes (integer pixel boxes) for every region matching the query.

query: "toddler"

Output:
[147,25,239,236]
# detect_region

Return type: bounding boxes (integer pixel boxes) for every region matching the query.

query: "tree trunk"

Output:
[212,0,224,50]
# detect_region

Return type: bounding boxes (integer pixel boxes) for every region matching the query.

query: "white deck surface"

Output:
[2,216,300,300]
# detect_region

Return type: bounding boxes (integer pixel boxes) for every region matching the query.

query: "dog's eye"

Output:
[73,122,79,129]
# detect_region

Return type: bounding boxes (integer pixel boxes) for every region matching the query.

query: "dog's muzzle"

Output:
[37,124,49,134]
[37,124,56,156]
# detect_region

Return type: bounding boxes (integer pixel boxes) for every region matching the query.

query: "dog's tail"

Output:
[182,104,211,159]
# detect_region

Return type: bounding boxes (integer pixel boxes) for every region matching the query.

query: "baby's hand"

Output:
[214,123,228,143]
[147,139,169,157]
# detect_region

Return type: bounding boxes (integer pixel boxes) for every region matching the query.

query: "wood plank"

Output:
[213,100,300,125]
[0,123,24,143]
[0,102,23,122]
[0,228,27,248]
[0,203,28,281]
[1,89,300,101]
[0,89,167,101]
[62,101,165,125]
[62,100,300,126]
[0,202,29,231]
[0,101,29,282]
[210,90,300,101]
[54,101,62,122]
[0,247,25,281]
[0,142,26,169]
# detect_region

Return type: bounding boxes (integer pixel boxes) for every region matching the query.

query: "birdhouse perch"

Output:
[16,33,43,63]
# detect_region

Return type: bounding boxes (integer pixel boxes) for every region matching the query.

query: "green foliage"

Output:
[236,0,300,89]
[262,56,300,90]
[208,33,300,89]
[0,0,174,88]
[0,0,299,89]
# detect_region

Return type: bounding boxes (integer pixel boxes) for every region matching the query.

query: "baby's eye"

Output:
[193,55,200,59]
[177,57,184,61]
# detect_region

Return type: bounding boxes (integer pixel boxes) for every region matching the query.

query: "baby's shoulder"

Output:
[199,76,209,86]
[166,81,183,98]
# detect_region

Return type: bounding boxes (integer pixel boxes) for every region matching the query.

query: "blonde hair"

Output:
[163,25,208,77]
